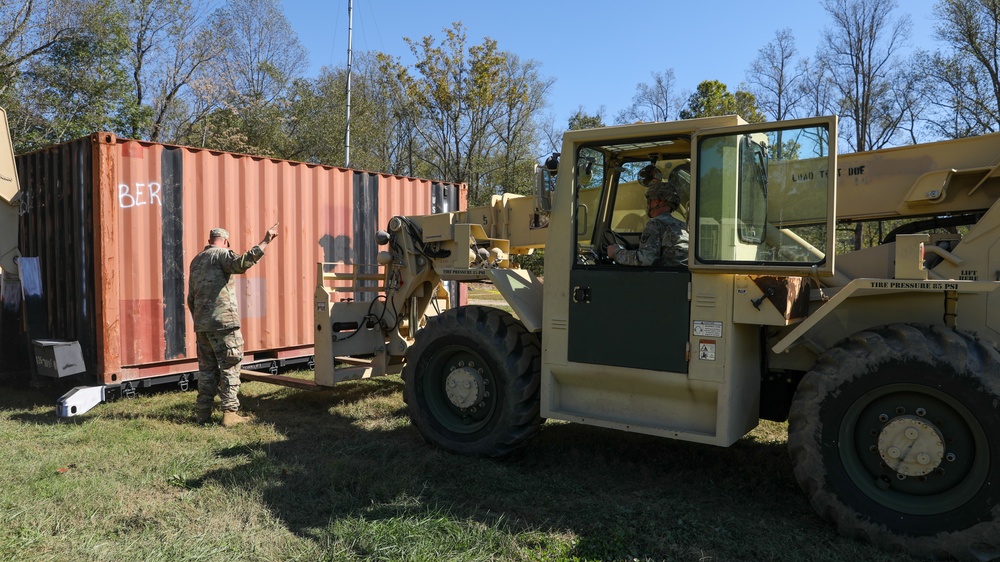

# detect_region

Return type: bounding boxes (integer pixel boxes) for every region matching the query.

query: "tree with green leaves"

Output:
[285,51,420,174]
[679,80,765,123]
[16,0,135,151]
[377,22,552,205]
[568,107,605,130]
[0,0,79,102]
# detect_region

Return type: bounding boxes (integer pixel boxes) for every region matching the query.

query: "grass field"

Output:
[0,370,919,562]
[467,284,514,314]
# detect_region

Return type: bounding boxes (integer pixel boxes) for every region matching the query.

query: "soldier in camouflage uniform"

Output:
[189,224,278,426]
[607,165,689,267]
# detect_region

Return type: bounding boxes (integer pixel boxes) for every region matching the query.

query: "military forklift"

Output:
[306,114,1000,559]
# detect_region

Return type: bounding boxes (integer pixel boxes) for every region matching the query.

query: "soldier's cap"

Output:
[209,228,229,240]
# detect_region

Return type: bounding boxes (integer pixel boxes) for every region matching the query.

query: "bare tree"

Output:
[798,56,837,118]
[921,0,1000,138]
[746,29,809,121]
[187,0,307,155]
[120,0,222,141]
[614,69,681,124]
[821,0,912,151]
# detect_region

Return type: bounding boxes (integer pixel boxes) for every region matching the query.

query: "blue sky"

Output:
[283,0,940,126]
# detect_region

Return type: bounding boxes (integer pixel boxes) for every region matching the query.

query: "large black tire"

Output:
[789,324,1000,560]
[402,306,541,457]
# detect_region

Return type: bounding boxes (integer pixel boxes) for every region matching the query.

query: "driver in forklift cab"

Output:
[607,164,689,267]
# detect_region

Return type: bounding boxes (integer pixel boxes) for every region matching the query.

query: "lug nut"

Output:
[878,414,889,422]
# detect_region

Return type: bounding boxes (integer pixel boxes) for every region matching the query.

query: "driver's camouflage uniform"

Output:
[614,213,689,267]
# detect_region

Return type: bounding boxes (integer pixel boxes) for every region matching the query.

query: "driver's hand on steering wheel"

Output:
[606,244,620,259]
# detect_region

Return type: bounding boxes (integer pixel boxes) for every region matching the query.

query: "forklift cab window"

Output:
[694,123,833,267]
[574,140,690,267]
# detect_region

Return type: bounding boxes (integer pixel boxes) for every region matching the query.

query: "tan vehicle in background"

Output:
[311,114,1000,558]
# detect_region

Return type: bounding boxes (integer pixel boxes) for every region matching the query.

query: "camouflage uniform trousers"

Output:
[195,328,245,412]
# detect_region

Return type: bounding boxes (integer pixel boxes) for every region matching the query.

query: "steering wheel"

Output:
[598,229,632,264]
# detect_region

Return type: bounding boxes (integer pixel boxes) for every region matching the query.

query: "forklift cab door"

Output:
[689,116,838,276]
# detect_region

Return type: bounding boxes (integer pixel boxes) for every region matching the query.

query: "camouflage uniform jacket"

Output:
[615,213,689,267]
[187,245,265,332]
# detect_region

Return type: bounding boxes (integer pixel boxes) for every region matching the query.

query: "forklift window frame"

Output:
[689,116,838,277]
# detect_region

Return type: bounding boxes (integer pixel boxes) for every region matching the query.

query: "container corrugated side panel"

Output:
[114,141,464,382]
[116,143,357,376]
[19,134,465,385]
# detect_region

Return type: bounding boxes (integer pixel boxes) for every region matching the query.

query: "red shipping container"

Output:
[15,133,466,386]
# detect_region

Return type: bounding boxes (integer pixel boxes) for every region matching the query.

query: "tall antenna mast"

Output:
[345,0,353,168]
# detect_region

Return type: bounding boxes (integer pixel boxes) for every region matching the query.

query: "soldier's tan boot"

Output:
[222,410,251,427]
[196,407,212,425]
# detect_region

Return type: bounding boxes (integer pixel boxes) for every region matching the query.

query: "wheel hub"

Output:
[877,414,945,477]
[444,366,484,409]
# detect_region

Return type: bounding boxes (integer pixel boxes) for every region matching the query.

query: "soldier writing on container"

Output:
[607,164,689,267]
[188,224,279,426]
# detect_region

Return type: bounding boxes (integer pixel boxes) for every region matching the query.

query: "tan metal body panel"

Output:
[771,278,998,361]
[542,273,760,446]
[0,109,19,276]
[0,109,17,204]
[484,268,544,332]
[835,132,1000,220]
[772,162,1000,356]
